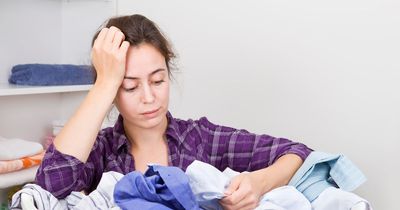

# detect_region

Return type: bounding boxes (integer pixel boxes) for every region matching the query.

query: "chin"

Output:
[138,112,166,129]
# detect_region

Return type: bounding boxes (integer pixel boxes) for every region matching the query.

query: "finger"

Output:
[218,202,232,210]
[220,197,257,210]
[113,30,125,43]
[104,26,120,47]
[239,205,258,210]
[224,176,242,195]
[93,28,108,47]
[112,31,125,51]
[220,187,247,206]
[118,41,130,59]
[232,194,259,210]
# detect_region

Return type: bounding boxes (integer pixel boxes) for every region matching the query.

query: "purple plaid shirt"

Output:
[35,111,312,199]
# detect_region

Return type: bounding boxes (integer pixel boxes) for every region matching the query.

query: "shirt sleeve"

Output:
[197,117,313,172]
[35,136,105,199]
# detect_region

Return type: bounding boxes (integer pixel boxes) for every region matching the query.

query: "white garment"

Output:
[0,166,39,188]
[10,171,124,210]
[256,186,311,210]
[12,184,67,210]
[312,187,373,210]
[186,160,311,210]
[186,160,231,202]
[0,137,43,160]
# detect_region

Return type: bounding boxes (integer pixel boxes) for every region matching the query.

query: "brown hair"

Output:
[92,14,176,78]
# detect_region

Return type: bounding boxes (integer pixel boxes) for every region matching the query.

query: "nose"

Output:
[141,83,155,104]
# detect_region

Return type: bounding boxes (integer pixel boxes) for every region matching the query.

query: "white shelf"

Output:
[0,83,92,96]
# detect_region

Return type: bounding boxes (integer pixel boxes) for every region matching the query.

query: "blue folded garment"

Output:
[114,165,200,210]
[8,64,95,86]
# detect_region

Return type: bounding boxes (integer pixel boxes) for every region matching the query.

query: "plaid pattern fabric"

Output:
[35,112,312,199]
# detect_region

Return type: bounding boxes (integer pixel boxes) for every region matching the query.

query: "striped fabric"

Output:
[35,111,312,199]
[11,171,123,210]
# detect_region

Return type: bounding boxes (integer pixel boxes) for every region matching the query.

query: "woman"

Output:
[36,14,312,210]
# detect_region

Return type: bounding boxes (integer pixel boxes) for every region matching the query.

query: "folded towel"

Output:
[8,64,95,86]
[0,136,43,161]
[0,166,39,188]
[0,151,45,174]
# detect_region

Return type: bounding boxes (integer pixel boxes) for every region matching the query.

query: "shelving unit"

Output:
[0,83,92,96]
[0,0,117,206]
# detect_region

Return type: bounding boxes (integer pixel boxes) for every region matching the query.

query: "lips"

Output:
[141,108,160,115]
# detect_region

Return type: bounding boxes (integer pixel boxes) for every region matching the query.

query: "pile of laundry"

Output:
[10,152,373,210]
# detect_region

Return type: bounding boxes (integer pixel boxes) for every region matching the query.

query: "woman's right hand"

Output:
[91,26,130,89]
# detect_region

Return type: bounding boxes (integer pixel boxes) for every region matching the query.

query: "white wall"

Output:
[0,0,62,82]
[119,1,400,209]
[61,0,117,64]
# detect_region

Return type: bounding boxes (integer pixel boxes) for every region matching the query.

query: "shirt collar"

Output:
[112,111,184,153]
[165,111,185,145]
[112,114,128,153]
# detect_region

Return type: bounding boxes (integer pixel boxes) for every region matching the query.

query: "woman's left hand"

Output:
[219,154,304,210]
[219,172,266,210]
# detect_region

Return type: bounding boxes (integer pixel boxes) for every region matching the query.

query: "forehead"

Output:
[125,43,167,77]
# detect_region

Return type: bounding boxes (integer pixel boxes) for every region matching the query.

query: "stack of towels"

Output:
[0,136,44,189]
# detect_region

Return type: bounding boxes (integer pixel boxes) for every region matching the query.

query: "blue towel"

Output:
[114,165,200,210]
[8,64,95,86]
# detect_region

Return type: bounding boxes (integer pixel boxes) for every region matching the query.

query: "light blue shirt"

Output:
[288,151,367,202]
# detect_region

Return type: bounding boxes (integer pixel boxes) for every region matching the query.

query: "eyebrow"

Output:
[124,68,166,80]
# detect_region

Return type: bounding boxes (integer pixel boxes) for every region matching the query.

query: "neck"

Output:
[123,115,168,149]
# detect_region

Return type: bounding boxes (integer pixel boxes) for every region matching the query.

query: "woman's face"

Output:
[115,43,170,129]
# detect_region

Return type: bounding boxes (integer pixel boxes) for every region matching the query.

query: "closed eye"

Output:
[123,87,137,92]
[153,80,165,85]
